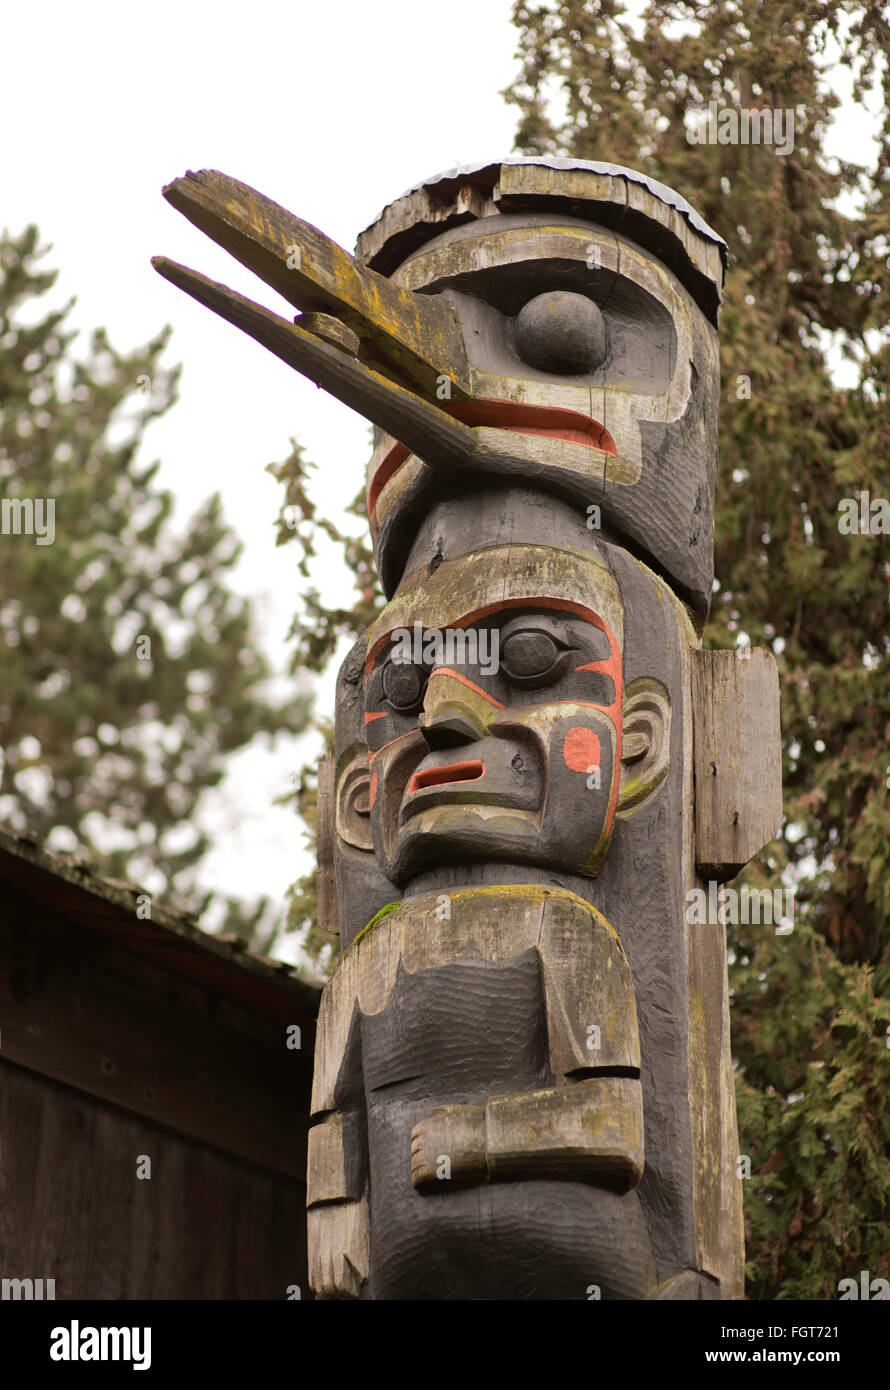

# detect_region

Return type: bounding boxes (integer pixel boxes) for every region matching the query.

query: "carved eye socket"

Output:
[383,660,428,712]
[514,291,607,376]
[500,629,572,688]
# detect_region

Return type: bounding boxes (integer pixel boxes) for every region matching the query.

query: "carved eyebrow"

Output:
[499,612,613,661]
[500,614,572,643]
[428,255,661,321]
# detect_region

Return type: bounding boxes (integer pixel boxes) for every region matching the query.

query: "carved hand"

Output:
[307,1195,370,1299]
[410,1078,643,1194]
[410,1103,486,1192]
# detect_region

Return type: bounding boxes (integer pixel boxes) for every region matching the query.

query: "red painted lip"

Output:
[408,760,486,794]
[368,398,617,516]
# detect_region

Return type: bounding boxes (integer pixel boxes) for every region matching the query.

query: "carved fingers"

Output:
[307,1193,369,1300]
[410,1104,486,1193]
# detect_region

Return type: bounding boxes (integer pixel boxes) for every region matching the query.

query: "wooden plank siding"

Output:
[0,833,320,1298]
[0,1061,308,1298]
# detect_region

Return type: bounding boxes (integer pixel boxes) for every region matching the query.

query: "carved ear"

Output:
[335,747,374,852]
[617,677,671,817]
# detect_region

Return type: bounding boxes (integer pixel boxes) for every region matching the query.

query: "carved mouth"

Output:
[368,399,616,515]
[408,760,485,794]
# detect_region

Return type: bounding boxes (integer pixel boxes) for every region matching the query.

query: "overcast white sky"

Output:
[2,2,880,969]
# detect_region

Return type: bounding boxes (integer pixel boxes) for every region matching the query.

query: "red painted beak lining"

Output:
[408,760,485,794]
[368,399,617,516]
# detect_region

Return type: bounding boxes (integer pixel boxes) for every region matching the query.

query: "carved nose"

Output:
[418,669,494,749]
[419,708,483,750]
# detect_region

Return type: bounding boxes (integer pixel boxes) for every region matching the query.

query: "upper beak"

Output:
[152,169,476,472]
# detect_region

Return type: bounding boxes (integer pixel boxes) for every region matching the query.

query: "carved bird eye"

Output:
[500,628,572,688]
[514,291,607,375]
[383,660,428,712]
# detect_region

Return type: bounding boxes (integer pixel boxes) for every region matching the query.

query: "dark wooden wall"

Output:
[0,835,319,1300]
[0,1060,307,1299]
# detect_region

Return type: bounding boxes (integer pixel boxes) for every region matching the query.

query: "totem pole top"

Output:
[153,158,728,614]
[356,157,726,324]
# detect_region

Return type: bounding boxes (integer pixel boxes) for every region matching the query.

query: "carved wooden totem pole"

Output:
[155,158,783,1300]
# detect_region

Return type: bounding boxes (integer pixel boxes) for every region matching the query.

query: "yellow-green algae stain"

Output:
[345,882,622,957]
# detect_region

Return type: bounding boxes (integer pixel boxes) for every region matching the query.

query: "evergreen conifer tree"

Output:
[1,226,310,943]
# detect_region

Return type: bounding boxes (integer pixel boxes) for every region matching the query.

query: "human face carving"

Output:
[363,600,623,885]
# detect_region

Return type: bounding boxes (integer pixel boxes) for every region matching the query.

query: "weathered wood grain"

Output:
[356,159,724,323]
[152,256,476,475]
[162,169,471,399]
[0,1060,308,1298]
[692,648,783,878]
[316,749,338,943]
[0,889,313,1181]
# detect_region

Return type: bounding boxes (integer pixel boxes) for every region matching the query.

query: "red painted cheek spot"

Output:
[563,727,601,773]
[369,771,378,809]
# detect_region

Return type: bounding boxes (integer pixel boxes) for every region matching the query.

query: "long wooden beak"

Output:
[157,169,471,403]
[151,256,477,474]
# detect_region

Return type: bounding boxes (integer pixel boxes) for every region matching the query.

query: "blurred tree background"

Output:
[0,226,311,948]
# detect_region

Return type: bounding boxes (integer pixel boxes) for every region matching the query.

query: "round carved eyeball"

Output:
[501,629,570,687]
[383,660,427,713]
[514,291,607,375]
